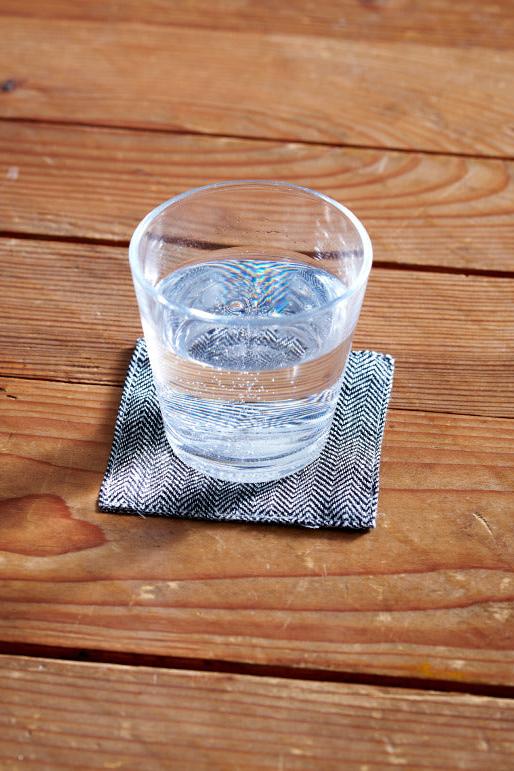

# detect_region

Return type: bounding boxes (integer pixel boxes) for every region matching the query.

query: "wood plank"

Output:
[1,17,513,156]
[1,238,513,417]
[2,122,514,272]
[1,657,514,771]
[2,0,513,49]
[1,377,513,686]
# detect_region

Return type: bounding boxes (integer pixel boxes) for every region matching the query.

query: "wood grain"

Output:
[2,122,514,272]
[1,376,513,685]
[1,237,513,417]
[1,17,514,155]
[2,0,514,49]
[1,656,514,771]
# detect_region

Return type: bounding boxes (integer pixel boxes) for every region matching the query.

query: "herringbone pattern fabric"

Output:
[98,339,394,529]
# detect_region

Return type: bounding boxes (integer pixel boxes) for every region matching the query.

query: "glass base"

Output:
[171,437,326,483]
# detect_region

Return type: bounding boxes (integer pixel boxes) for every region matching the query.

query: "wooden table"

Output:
[1,1,514,767]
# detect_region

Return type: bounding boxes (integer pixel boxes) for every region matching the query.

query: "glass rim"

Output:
[129,180,373,326]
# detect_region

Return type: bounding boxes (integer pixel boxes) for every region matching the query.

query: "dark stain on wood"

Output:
[0,494,106,556]
[0,79,17,93]
[0,386,17,399]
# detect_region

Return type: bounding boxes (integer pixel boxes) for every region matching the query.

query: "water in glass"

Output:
[144,251,352,481]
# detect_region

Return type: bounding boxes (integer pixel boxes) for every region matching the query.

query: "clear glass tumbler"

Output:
[129,181,372,482]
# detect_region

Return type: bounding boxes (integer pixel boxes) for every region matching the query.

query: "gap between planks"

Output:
[1,641,514,702]
[2,372,513,422]
[1,229,513,280]
[2,115,514,164]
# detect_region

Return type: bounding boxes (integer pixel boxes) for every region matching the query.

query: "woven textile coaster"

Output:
[98,339,394,529]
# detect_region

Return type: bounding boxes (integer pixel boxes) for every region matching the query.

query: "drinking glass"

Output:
[129,181,372,482]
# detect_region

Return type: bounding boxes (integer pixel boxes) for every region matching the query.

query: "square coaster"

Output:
[99,339,394,529]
